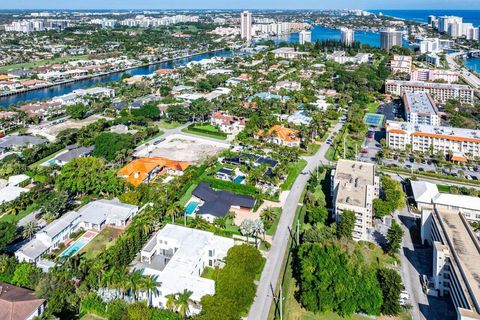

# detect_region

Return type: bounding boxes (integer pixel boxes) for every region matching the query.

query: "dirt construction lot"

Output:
[134,134,229,163]
[28,115,108,141]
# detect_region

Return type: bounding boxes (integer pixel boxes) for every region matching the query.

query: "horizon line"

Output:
[1,8,480,11]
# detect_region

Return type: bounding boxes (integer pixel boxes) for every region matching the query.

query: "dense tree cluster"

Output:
[373,175,405,217]
[199,245,264,320]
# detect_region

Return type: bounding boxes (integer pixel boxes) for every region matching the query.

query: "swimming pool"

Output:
[233,176,246,184]
[185,201,200,215]
[59,238,88,258]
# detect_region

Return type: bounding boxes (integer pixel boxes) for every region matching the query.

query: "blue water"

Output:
[60,238,87,258]
[271,25,411,49]
[0,50,234,108]
[233,176,246,184]
[185,201,200,216]
[370,10,480,26]
[465,57,480,74]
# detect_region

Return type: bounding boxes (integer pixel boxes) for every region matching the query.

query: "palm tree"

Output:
[165,293,177,311]
[176,289,193,318]
[214,217,226,229]
[127,270,144,301]
[261,207,277,225]
[166,202,182,224]
[141,275,161,307]
[22,221,38,240]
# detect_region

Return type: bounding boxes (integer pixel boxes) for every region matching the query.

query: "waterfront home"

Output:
[0,282,46,320]
[255,125,301,148]
[210,111,246,134]
[134,224,234,315]
[271,47,308,59]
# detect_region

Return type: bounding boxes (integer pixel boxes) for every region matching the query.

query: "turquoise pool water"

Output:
[59,238,88,258]
[185,201,200,215]
[233,176,246,184]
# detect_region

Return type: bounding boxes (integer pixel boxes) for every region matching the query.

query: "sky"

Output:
[1,0,480,10]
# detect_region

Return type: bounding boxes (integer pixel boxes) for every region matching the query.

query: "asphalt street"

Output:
[247,121,344,320]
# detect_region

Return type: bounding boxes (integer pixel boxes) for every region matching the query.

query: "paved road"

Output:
[247,121,344,320]
[396,206,427,320]
[446,52,480,90]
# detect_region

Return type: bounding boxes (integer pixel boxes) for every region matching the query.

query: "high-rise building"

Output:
[331,160,379,241]
[380,28,402,51]
[240,11,252,42]
[428,15,437,27]
[340,27,355,46]
[438,15,463,34]
[299,30,311,44]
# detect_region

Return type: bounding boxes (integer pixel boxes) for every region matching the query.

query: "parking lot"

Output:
[382,157,480,181]
[358,128,382,164]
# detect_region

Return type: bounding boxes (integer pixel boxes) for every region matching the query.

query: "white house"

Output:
[210,111,246,134]
[15,199,138,265]
[133,225,235,315]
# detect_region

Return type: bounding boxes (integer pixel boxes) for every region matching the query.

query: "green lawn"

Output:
[0,203,38,224]
[304,143,321,156]
[79,227,123,259]
[181,124,227,140]
[28,148,66,169]
[179,183,199,206]
[281,159,308,191]
[0,55,89,73]
[157,120,182,129]
[266,208,283,236]
[437,184,451,193]
[367,102,379,113]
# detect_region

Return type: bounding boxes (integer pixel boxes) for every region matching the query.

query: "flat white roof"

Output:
[0,185,28,204]
[411,181,439,204]
[139,224,234,301]
[433,193,480,212]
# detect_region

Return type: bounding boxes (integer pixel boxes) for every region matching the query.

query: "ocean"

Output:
[369,10,480,27]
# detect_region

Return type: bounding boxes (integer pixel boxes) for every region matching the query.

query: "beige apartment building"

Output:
[385,79,474,104]
[386,120,480,161]
[331,160,379,241]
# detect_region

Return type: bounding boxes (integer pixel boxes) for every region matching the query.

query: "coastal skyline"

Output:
[1,0,480,10]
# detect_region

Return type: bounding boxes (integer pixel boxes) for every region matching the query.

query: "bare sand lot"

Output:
[135,134,229,163]
[28,115,109,141]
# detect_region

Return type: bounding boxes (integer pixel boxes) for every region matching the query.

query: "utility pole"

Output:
[296,218,300,245]
[279,286,283,320]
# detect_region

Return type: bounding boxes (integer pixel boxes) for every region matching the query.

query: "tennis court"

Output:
[363,113,385,127]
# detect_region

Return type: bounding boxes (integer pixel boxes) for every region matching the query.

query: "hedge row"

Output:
[187,124,227,138]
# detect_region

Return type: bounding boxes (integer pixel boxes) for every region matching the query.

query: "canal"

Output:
[0,50,234,108]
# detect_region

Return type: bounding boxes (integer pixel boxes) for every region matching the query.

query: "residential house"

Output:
[210,111,246,134]
[255,125,301,147]
[191,182,256,223]
[0,282,46,320]
[15,199,138,265]
[118,157,190,187]
[133,224,234,315]
[50,145,94,166]
[271,47,308,59]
